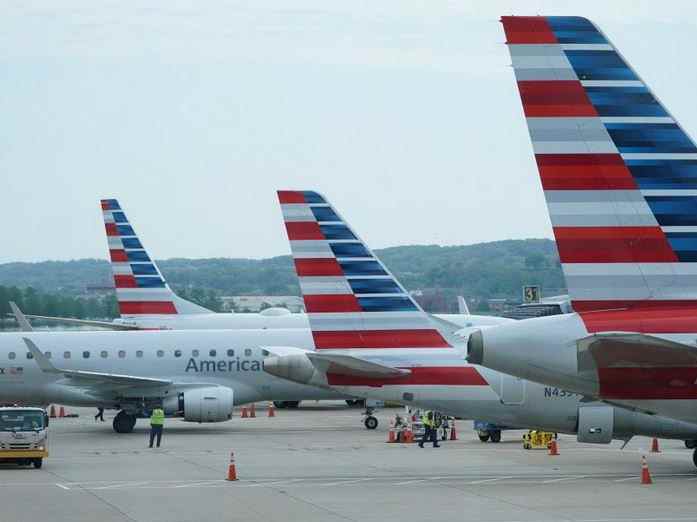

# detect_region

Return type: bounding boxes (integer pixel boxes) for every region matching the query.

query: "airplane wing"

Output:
[577,332,697,372]
[9,302,33,332]
[13,314,141,331]
[23,338,172,388]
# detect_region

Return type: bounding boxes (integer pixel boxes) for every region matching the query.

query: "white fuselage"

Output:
[475,312,697,424]
[0,329,340,406]
[114,312,510,331]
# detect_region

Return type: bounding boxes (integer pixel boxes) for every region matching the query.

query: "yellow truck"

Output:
[0,407,49,468]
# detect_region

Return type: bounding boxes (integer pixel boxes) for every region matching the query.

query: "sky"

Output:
[2,1,697,262]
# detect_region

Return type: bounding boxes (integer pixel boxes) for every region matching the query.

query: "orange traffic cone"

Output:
[49,405,56,418]
[241,407,248,418]
[449,422,458,441]
[641,455,652,484]
[404,429,414,443]
[387,429,396,443]
[59,406,65,418]
[250,404,256,418]
[268,402,275,418]
[650,437,661,453]
[548,439,559,456]
[226,451,238,481]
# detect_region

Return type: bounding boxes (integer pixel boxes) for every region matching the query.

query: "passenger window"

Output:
[209,349,216,357]
[192,349,199,358]
[100,350,108,359]
[227,349,235,357]
[136,350,143,358]
[174,350,182,358]
[64,351,71,359]
[83,351,90,359]
[44,351,52,359]
[157,350,164,358]
[118,350,126,359]
[244,348,252,356]
[26,352,33,359]
[8,352,15,360]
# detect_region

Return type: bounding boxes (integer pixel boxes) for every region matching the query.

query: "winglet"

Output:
[22,338,59,373]
[457,296,470,315]
[9,302,33,332]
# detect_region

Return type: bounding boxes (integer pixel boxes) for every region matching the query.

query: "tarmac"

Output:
[1,401,697,522]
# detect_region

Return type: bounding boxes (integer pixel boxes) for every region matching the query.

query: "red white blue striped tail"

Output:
[278,190,450,350]
[101,199,211,317]
[503,16,697,332]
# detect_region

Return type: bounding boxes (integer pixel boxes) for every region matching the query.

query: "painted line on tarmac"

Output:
[541,475,589,484]
[465,476,515,485]
[55,483,70,490]
[319,478,374,487]
[392,479,427,486]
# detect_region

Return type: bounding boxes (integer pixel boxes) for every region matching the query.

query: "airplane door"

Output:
[500,374,525,405]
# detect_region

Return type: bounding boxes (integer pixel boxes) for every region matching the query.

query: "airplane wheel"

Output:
[113,411,136,434]
[478,433,490,443]
[364,416,378,430]
[490,430,502,443]
[685,440,697,449]
[693,449,697,468]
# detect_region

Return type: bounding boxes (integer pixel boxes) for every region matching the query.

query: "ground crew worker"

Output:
[418,410,440,448]
[148,405,165,448]
[95,407,105,422]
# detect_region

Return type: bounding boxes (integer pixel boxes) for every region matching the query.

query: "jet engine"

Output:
[577,404,697,444]
[163,386,234,423]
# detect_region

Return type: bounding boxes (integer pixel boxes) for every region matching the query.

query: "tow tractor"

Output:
[522,430,558,450]
[474,420,504,443]
[0,407,49,469]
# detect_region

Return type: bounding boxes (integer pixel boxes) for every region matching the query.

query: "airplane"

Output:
[0,326,351,433]
[466,15,697,463]
[261,190,697,453]
[22,198,503,333]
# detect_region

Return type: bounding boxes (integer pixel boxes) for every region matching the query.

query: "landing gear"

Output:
[490,430,502,443]
[364,416,378,430]
[478,432,490,442]
[693,449,697,468]
[112,411,136,433]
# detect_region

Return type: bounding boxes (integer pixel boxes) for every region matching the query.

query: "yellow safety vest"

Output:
[150,408,165,426]
[421,412,432,427]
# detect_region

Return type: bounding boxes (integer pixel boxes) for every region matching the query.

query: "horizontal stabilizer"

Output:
[307,352,411,379]
[577,332,697,371]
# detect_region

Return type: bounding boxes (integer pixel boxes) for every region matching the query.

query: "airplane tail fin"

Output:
[503,16,697,322]
[101,199,211,317]
[277,190,451,350]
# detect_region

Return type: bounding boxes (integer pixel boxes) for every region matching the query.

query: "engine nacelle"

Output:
[577,405,613,443]
[578,404,697,444]
[163,386,234,423]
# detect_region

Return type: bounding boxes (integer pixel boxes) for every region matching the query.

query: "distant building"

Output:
[220,296,304,313]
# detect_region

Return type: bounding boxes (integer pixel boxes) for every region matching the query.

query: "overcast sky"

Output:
[2,1,696,262]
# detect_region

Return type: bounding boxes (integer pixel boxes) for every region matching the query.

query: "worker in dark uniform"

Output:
[95,407,105,422]
[419,410,440,448]
[148,405,165,448]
